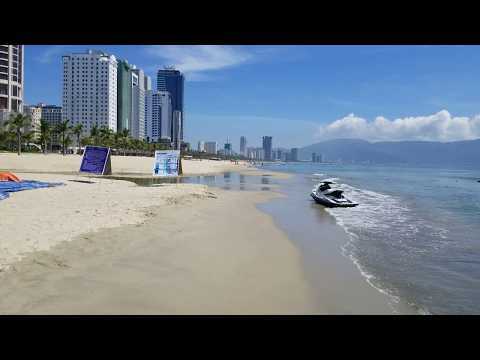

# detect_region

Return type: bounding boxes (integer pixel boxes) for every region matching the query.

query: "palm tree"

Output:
[55,119,70,156]
[23,131,35,151]
[71,123,84,154]
[39,120,51,154]
[99,126,113,147]
[5,112,31,155]
[119,128,130,155]
[90,123,100,146]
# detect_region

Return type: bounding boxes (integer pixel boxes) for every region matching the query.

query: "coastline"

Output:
[0,153,396,314]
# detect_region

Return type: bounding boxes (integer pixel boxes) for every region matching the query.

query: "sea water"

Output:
[261,162,480,314]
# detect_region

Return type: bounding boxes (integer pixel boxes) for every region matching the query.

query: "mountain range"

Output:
[299,139,480,168]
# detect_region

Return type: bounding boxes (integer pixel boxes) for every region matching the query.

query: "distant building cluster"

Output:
[1,46,185,150]
[192,135,299,162]
[311,152,323,162]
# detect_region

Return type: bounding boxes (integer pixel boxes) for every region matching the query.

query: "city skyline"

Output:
[22,45,480,149]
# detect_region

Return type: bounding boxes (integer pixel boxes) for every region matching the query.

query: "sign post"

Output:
[79,146,112,175]
[152,150,180,177]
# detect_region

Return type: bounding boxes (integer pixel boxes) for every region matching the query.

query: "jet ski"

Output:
[311,181,358,208]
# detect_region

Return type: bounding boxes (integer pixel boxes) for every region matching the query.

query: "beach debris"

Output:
[0,172,21,182]
[68,179,95,184]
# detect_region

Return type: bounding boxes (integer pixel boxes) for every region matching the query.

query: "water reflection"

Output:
[107,172,279,192]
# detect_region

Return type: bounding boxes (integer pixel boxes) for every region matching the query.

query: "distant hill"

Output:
[299,138,480,168]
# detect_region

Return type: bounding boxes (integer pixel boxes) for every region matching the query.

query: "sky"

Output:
[24,45,480,151]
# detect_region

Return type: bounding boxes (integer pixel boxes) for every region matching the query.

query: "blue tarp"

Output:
[0,181,64,201]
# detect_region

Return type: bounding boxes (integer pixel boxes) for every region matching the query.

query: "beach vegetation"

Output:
[70,123,84,154]
[39,120,51,154]
[2,112,33,155]
[55,119,70,156]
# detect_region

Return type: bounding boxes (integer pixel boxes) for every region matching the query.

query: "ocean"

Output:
[260,162,480,315]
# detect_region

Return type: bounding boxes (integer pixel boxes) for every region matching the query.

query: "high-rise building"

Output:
[204,141,218,155]
[157,67,184,141]
[224,142,232,156]
[312,152,316,162]
[117,60,133,135]
[262,136,273,161]
[146,90,172,142]
[62,50,118,136]
[132,68,146,140]
[40,105,62,146]
[172,110,182,149]
[290,148,299,162]
[0,45,24,119]
[240,136,247,156]
[197,141,205,152]
[23,105,42,140]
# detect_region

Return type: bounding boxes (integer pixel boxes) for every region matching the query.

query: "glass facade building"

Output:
[157,68,184,141]
[262,136,273,161]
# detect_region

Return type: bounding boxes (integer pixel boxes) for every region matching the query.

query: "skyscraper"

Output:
[291,148,299,162]
[204,141,218,154]
[132,68,146,140]
[0,45,24,119]
[197,141,205,152]
[62,50,118,136]
[262,136,273,161]
[145,90,172,142]
[172,110,182,149]
[240,136,247,156]
[40,105,62,146]
[157,67,184,141]
[117,59,133,134]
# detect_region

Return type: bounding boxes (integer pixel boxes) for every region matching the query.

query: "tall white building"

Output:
[62,50,118,136]
[145,90,172,142]
[0,45,24,122]
[23,104,42,140]
[131,68,146,140]
[204,141,218,155]
[197,141,205,152]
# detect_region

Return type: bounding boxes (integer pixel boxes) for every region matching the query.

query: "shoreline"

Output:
[0,153,399,314]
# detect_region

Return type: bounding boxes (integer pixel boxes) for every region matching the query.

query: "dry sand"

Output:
[0,152,249,175]
[0,181,316,314]
[0,153,316,314]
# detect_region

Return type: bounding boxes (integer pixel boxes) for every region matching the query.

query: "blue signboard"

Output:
[80,146,112,175]
[153,150,180,177]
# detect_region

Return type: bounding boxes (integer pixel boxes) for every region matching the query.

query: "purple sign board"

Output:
[79,146,112,175]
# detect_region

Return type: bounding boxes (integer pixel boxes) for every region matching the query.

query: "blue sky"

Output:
[25,45,480,150]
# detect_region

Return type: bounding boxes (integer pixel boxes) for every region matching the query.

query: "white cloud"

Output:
[316,110,480,142]
[145,45,252,80]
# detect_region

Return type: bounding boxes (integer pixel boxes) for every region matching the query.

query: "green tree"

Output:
[5,112,31,155]
[90,124,100,145]
[98,126,114,147]
[39,120,51,154]
[119,128,130,155]
[71,123,84,154]
[55,119,70,156]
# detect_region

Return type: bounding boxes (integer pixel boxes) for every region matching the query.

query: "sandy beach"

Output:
[0,152,395,314]
[0,152,249,176]
[0,153,316,314]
